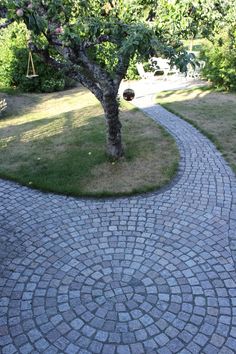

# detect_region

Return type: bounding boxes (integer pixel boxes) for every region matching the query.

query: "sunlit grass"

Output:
[0,87,179,197]
[157,88,236,173]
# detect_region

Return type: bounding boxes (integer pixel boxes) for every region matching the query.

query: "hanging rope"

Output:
[26,51,38,78]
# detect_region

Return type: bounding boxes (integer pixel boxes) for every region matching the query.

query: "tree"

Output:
[0,21,76,93]
[200,1,236,90]
[0,0,207,158]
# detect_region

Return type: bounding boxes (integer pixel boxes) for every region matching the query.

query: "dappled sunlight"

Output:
[69,110,103,129]
[0,136,15,148]
[1,87,99,128]
[2,100,99,128]
[20,118,66,142]
[159,88,210,103]
[0,87,179,197]
[178,90,209,100]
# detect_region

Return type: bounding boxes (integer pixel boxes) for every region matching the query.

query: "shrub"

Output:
[0,22,75,93]
[125,57,140,80]
[41,78,66,93]
[201,27,236,90]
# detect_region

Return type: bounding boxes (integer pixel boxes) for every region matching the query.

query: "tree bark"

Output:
[102,93,123,159]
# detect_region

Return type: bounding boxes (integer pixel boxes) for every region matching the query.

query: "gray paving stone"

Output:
[95,330,108,342]
[19,343,34,353]
[155,333,169,346]
[54,336,70,350]
[225,337,236,350]
[2,344,17,354]
[35,338,49,351]
[65,343,80,354]
[71,319,84,330]
[130,342,144,354]
[28,328,41,342]
[89,340,103,353]
[102,344,116,354]
[117,345,131,354]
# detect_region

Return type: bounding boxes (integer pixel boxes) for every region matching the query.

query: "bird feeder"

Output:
[123,88,135,101]
[26,51,38,79]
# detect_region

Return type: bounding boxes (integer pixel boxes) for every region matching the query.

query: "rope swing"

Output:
[26,51,38,79]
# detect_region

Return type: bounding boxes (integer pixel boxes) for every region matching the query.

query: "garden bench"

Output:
[149,57,179,79]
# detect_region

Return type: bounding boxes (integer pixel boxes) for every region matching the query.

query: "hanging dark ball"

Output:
[123,88,135,101]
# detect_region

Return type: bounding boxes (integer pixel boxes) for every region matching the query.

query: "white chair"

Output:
[136,63,155,80]
[187,60,205,79]
[149,57,179,79]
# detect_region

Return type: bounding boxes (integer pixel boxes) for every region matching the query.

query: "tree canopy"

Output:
[0,0,234,158]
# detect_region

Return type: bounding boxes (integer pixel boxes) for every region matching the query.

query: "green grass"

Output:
[157,87,236,173]
[0,87,179,197]
[0,85,22,95]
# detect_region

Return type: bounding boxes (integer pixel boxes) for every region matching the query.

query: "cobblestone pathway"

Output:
[0,93,236,354]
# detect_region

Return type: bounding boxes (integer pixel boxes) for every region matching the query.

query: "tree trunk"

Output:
[102,93,124,159]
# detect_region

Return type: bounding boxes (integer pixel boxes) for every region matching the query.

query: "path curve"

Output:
[0,93,236,354]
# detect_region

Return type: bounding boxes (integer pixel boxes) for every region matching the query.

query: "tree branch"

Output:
[83,34,111,48]
[113,54,131,91]
[77,48,114,91]
[0,18,14,30]
[29,42,103,102]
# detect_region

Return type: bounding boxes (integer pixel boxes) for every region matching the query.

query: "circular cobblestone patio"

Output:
[0,87,236,353]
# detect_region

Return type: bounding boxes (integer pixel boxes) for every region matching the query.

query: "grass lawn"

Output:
[157,88,236,173]
[0,87,179,197]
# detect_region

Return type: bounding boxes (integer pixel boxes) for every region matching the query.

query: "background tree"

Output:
[1,0,190,159]
[2,0,226,158]
[200,1,236,90]
[0,21,75,92]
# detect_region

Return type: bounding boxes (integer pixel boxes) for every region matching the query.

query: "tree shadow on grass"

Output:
[0,105,104,147]
[0,105,108,195]
[0,98,180,197]
[1,86,87,119]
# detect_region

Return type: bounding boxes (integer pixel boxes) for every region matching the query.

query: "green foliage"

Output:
[2,0,234,94]
[1,1,193,81]
[125,58,139,80]
[201,27,236,90]
[0,22,26,87]
[140,0,234,40]
[41,78,65,93]
[0,22,75,92]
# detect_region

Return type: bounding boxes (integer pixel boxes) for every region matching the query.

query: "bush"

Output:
[41,78,66,93]
[0,22,75,93]
[125,57,140,80]
[201,27,236,90]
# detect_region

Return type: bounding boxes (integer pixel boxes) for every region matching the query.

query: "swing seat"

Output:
[26,74,39,79]
[26,51,38,78]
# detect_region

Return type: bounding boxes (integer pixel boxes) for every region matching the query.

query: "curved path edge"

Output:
[0,92,236,353]
[133,94,236,268]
